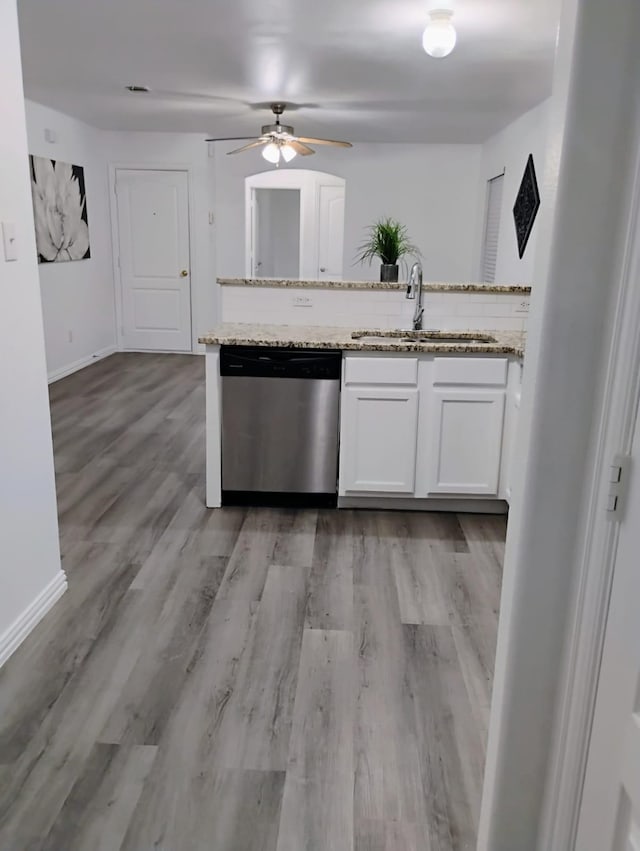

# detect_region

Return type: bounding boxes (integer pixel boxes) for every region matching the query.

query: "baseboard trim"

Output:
[337,495,508,513]
[120,348,200,355]
[48,345,117,384]
[0,571,67,668]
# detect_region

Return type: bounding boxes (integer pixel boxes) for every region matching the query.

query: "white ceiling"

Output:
[17,0,561,143]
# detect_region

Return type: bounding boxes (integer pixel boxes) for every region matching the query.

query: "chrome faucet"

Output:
[406,261,424,330]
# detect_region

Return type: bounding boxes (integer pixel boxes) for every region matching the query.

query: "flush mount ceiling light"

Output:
[422,9,457,58]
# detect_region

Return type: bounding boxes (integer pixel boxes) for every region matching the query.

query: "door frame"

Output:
[108,162,197,353]
[244,169,345,280]
[537,110,640,850]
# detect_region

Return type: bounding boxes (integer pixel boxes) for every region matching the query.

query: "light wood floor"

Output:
[0,353,505,851]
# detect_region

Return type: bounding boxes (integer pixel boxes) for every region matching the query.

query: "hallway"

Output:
[0,354,504,850]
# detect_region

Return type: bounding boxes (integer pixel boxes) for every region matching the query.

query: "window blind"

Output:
[481,173,504,283]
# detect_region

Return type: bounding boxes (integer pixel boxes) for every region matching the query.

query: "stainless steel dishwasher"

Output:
[220,346,341,506]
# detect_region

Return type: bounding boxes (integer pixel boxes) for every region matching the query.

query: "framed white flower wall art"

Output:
[29,156,91,263]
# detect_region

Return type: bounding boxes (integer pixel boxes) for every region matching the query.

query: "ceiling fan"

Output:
[205,102,353,164]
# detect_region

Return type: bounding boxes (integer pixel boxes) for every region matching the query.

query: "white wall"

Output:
[221,284,529,332]
[0,0,64,662]
[214,143,483,284]
[25,111,218,365]
[102,131,216,349]
[480,100,551,285]
[25,100,117,380]
[478,0,640,846]
[263,189,301,278]
[255,188,301,278]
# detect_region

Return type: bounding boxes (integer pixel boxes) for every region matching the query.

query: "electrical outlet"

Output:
[515,299,530,314]
[292,295,313,308]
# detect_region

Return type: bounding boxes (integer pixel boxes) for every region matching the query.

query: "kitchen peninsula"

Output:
[201,283,526,512]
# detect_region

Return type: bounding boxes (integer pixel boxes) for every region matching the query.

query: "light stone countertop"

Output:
[217,277,532,295]
[199,323,526,357]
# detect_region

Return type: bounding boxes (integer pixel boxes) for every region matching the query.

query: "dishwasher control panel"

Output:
[220,346,341,380]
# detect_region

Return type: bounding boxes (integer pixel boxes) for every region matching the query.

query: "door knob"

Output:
[180,269,189,277]
[320,267,327,273]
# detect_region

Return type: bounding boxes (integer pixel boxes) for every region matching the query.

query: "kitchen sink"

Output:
[351,330,497,345]
[400,334,497,344]
[350,334,410,344]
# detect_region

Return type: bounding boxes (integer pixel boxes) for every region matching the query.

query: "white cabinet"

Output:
[340,385,419,494]
[340,355,420,495]
[426,388,505,495]
[339,352,515,503]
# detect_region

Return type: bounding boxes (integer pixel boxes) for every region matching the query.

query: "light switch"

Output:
[609,463,622,483]
[606,453,631,519]
[2,222,17,261]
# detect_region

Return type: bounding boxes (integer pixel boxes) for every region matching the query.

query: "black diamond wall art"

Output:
[513,154,540,259]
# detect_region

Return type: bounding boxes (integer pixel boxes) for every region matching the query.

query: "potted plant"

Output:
[356,217,421,282]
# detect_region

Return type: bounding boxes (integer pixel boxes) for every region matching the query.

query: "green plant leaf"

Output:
[355,217,421,266]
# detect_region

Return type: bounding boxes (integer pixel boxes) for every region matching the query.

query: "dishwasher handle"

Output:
[220,346,341,380]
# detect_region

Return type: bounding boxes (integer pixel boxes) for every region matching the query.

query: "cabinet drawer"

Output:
[344,356,418,386]
[433,357,508,386]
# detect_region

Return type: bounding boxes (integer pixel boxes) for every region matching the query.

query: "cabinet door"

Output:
[341,386,419,493]
[427,389,505,495]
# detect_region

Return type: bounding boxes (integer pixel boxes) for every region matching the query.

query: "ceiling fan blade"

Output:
[205,135,258,142]
[295,137,353,148]
[288,140,315,156]
[226,139,269,155]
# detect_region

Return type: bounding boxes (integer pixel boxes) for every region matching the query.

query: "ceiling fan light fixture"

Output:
[210,103,351,157]
[262,142,281,164]
[422,9,457,58]
[281,144,297,162]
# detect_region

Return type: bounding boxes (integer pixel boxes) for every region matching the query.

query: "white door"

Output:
[115,169,192,351]
[340,386,419,493]
[427,388,505,495]
[318,184,345,279]
[576,416,640,851]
